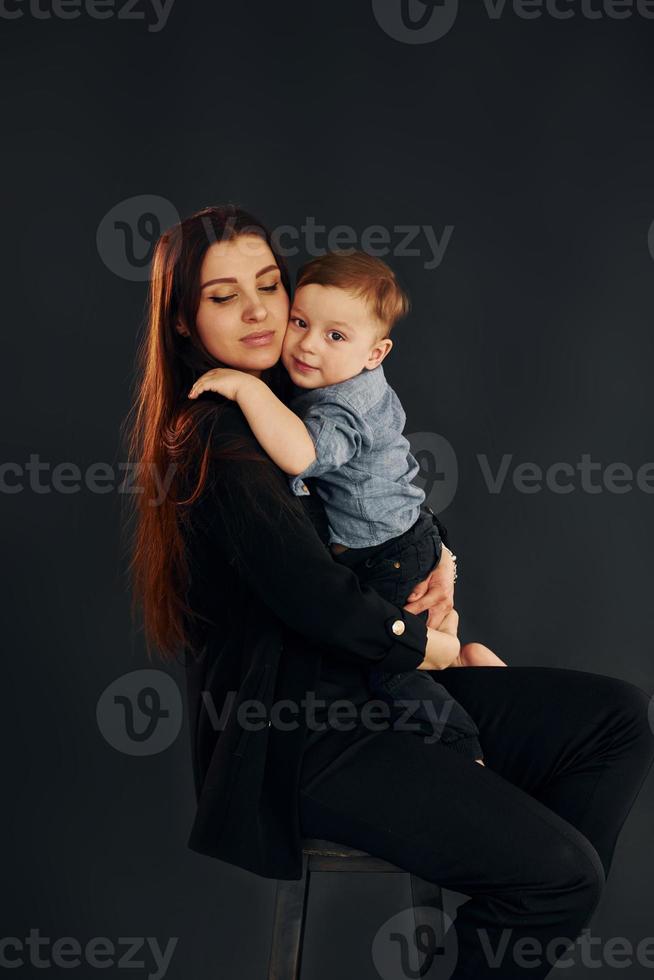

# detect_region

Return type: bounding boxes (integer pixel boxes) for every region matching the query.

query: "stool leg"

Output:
[267,852,310,980]
[409,875,445,979]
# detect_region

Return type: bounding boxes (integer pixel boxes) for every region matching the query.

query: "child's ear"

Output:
[366,338,393,368]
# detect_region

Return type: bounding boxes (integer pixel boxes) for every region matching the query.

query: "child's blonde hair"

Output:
[295,250,410,339]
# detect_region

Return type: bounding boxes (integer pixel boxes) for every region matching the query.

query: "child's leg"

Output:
[333,515,486,761]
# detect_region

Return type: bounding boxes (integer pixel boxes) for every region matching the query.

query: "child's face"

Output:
[281,284,392,389]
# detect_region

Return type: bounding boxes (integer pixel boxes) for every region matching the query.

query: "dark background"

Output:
[2,1,653,977]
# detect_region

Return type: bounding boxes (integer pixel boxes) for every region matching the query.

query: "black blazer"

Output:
[181,398,430,880]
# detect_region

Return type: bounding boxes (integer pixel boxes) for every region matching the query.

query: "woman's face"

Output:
[182,234,290,375]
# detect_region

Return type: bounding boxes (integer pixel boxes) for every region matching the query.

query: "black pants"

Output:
[298,665,654,979]
[333,507,484,760]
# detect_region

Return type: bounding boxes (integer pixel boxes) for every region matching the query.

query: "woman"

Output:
[124,204,654,980]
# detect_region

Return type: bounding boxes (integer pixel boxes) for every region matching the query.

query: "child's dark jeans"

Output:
[331,505,483,759]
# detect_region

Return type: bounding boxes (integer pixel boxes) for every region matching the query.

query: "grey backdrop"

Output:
[2,1,653,978]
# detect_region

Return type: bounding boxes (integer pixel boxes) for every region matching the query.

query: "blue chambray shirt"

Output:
[287,364,425,548]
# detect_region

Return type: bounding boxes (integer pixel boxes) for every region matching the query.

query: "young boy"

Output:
[189,251,505,760]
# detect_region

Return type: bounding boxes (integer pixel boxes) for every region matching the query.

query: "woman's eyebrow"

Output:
[201,264,280,290]
[256,264,280,278]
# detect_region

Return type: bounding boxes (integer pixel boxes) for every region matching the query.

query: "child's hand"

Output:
[437,608,459,639]
[435,609,467,667]
[188,368,256,402]
[458,643,508,668]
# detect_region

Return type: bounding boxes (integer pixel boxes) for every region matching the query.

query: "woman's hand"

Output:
[402,545,455,630]
[188,368,256,402]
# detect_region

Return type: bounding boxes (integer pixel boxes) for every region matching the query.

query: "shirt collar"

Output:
[291,363,386,404]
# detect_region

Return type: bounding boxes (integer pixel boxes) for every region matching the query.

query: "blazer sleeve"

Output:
[194,401,428,673]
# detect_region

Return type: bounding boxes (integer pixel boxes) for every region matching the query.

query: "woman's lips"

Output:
[292,356,318,373]
[241,331,275,347]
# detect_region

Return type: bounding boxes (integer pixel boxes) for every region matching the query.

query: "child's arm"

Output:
[188,368,316,476]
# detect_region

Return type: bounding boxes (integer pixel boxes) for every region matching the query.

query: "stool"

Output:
[267,838,445,980]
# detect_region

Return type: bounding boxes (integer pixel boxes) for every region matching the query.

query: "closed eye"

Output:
[209,282,280,304]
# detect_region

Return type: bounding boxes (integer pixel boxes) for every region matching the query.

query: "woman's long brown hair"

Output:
[121,204,294,663]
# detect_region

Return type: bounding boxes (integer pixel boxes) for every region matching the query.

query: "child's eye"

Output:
[290,316,308,329]
[328,331,345,342]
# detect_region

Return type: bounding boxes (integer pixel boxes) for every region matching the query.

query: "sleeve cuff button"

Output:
[391,619,405,636]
